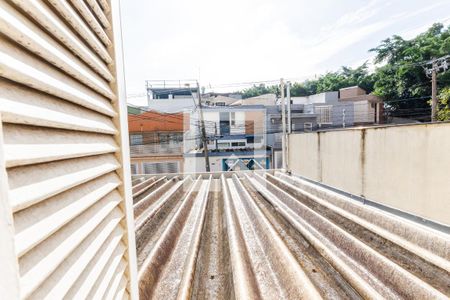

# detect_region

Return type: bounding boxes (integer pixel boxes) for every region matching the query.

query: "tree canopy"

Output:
[370,23,450,112]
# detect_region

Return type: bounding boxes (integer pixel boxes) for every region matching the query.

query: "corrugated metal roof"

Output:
[132,171,450,299]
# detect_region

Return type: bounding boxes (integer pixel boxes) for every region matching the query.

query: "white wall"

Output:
[203,111,220,135]
[230,111,246,135]
[184,156,223,173]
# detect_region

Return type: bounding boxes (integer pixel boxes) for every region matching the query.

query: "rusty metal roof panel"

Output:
[132,171,450,299]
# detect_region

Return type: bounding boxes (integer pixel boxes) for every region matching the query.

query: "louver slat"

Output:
[9,0,113,79]
[47,0,112,54]
[8,155,120,212]
[14,173,120,257]
[68,0,112,46]
[29,212,124,299]
[66,233,125,299]
[0,39,115,117]
[3,123,118,167]
[0,80,117,134]
[86,0,111,29]
[0,1,114,99]
[19,195,122,298]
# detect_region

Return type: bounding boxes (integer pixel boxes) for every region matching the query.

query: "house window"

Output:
[230,112,236,127]
[316,106,332,125]
[130,134,143,145]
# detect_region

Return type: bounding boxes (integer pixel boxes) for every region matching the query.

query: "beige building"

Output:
[128,110,186,174]
[339,86,383,124]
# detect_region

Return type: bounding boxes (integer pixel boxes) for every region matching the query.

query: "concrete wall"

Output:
[146,98,196,113]
[288,123,450,225]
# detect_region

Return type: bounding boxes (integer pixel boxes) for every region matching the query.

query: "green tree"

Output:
[290,63,375,96]
[370,23,450,114]
[241,84,279,98]
[437,87,450,121]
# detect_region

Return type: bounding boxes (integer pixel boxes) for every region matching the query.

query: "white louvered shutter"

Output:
[0,1,138,299]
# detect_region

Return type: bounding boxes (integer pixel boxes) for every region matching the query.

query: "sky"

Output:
[120,0,450,106]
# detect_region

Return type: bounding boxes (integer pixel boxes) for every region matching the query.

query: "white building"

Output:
[188,106,267,151]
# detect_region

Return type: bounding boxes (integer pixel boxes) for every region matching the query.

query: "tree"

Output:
[370,23,450,115]
[241,84,279,98]
[437,87,450,121]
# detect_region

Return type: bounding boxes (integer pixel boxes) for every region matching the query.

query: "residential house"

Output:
[184,149,271,172]
[144,80,198,113]
[338,86,383,124]
[291,88,383,128]
[146,80,198,101]
[230,93,277,106]
[293,91,355,129]
[127,105,142,115]
[184,105,271,172]
[203,95,240,107]
[266,104,317,168]
[128,109,188,174]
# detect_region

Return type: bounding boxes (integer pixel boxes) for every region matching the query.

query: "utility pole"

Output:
[425,55,450,122]
[431,65,437,122]
[214,124,218,151]
[280,79,287,170]
[287,81,292,133]
[197,82,210,172]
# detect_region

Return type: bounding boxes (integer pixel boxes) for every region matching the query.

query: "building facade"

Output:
[128,109,187,174]
[184,105,270,172]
